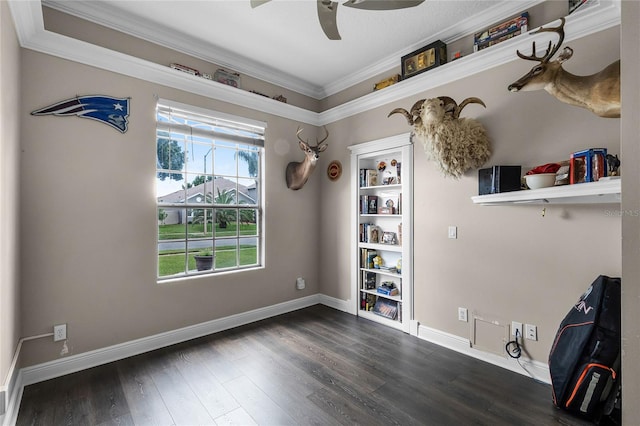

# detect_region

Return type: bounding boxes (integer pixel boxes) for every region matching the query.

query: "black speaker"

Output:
[478,166,522,195]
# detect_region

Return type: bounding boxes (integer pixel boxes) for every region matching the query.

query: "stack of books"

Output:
[473,12,529,52]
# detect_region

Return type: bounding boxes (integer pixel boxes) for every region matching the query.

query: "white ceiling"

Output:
[43,0,543,99]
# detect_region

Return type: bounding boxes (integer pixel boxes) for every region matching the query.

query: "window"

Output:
[156,99,265,280]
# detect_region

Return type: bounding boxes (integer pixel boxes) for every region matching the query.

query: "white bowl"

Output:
[524,173,556,189]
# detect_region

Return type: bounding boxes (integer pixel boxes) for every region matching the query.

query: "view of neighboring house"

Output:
[157,176,256,225]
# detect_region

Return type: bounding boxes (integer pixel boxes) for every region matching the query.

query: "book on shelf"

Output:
[377,286,399,296]
[360,169,378,187]
[363,271,377,289]
[360,292,377,311]
[473,12,528,52]
[372,298,398,319]
[378,265,397,273]
[360,195,379,214]
[360,248,377,268]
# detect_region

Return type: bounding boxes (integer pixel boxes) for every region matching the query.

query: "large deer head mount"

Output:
[285,126,329,190]
[508,18,620,118]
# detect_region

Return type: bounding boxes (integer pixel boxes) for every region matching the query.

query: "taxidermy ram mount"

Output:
[388,97,491,178]
[508,18,620,118]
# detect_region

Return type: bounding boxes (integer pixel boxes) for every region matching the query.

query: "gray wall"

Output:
[319,27,622,362]
[19,50,322,366]
[11,4,636,419]
[0,0,22,391]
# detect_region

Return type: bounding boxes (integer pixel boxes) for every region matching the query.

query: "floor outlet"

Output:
[458,307,468,322]
[525,324,538,341]
[54,324,67,342]
[511,321,523,338]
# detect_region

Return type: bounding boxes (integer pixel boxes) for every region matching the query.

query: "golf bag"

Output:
[548,275,621,420]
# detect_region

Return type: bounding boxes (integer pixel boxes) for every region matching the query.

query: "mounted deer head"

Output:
[285,126,329,190]
[508,18,620,118]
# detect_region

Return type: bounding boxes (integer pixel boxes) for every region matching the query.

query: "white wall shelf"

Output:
[471,178,621,205]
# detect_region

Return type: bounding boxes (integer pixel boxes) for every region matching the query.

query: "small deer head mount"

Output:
[285,126,329,190]
[508,18,620,118]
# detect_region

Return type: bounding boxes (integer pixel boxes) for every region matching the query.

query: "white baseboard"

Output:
[4,296,550,426]
[417,324,551,384]
[20,294,322,388]
[317,294,350,313]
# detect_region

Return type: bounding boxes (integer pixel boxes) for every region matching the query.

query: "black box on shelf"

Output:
[478,166,522,195]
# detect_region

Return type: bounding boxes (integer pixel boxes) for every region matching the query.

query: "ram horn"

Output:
[388,108,414,125]
[454,97,486,119]
[437,96,459,117]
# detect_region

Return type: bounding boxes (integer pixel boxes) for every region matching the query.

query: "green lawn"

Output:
[158,245,258,277]
[159,223,257,240]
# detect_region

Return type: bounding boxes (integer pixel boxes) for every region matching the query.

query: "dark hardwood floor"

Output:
[16,305,596,426]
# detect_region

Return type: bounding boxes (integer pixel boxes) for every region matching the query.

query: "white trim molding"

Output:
[3,295,555,425]
[19,295,321,388]
[417,324,551,384]
[7,0,620,127]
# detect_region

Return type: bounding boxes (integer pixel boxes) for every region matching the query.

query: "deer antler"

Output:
[516,17,565,63]
[297,126,329,148]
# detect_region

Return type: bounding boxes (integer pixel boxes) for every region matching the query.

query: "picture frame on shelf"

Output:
[381,231,398,245]
[401,40,447,80]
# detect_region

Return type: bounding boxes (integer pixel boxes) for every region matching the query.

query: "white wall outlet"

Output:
[511,321,523,338]
[53,324,67,342]
[525,324,538,341]
[448,226,457,239]
[296,277,305,290]
[458,307,468,322]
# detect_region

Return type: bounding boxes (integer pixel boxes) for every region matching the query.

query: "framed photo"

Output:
[381,231,398,245]
[401,40,447,80]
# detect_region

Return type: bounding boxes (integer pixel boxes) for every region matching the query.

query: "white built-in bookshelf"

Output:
[348,134,413,332]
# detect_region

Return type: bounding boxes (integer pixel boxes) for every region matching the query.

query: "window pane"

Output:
[185,142,213,175]
[238,178,257,205]
[213,182,236,205]
[185,173,214,204]
[187,208,214,236]
[158,244,187,277]
[214,146,237,176]
[157,136,185,176]
[189,240,214,272]
[158,208,186,239]
[216,209,237,236]
[237,148,259,178]
[239,209,257,236]
[215,240,238,269]
[240,237,259,267]
[156,175,186,204]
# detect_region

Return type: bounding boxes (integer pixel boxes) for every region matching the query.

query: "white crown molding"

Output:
[8,1,620,127]
[318,0,621,125]
[322,0,546,97]
[42,0,325,99]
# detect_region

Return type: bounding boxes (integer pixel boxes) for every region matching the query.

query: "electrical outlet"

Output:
[525,324,538,341]
[511,321,523,338]
[458,307,468,322]
[54,324,67,342]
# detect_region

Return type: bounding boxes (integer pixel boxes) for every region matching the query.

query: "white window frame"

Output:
[156,99,265,281]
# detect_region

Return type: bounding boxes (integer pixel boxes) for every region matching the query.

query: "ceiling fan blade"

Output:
[250,0,271,8]
[342,0,424,10]
[317,1,341,40]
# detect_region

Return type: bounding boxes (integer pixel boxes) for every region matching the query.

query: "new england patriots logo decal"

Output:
[31,95,130,133]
